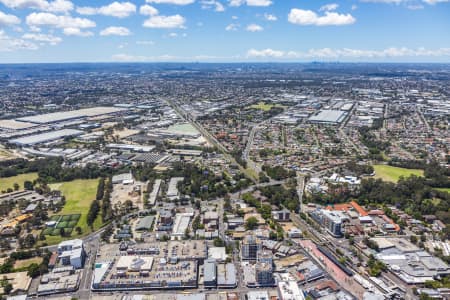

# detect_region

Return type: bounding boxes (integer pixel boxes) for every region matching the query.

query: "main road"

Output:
[165,99,259,183]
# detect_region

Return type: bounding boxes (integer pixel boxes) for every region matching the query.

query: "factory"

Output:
[9,129,84,146]
[373,237,450,284]
[16,106,126,124]
[308,110,347,125]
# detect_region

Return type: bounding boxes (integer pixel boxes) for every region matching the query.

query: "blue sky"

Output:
[0,0,449,63]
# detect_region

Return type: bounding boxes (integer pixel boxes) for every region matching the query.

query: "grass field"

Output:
[249,102,284,111]
[0,172,38,192]
[13,257,43,269]
[44,178,100,244]
[436,188,450,193]
[373,165,423,183]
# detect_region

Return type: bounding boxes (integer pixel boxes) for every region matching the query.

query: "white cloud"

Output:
[0,11,21,26]
[26,12,96,29]
[288,8,355,26]
[100,26,131,36]
[145,0,195,5]
[22,32,61,44]
[62,27,93,36]
[225,23,239,31]
[136,40,154,45]
[0,0,47,9]
[246,0,271,6]
[246,47,450,60]
[360,0,405,3]
[0,0,73,13]
[229,0,271,6]
[422,0,448,4]
[407,4,424,9]
[0,29,38,51]
[247,48,284,58]
[75,7,96,14]
[77,2,136,18]
[246,23,263,32]
[112,53,179,61]
[139,4,158,16]
[319,3,339,11]
[46,0,73,13]
[143,14,186,28]
[264,13,277,21]
[201,0,225,11]
[351,4,358,10]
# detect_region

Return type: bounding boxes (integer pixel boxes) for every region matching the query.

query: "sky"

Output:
[0,0,449,63]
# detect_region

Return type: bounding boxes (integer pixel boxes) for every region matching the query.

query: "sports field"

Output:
[373,165,423,183]
[45,178,100,244]
[249,102,284,111]
[0,172,38,192]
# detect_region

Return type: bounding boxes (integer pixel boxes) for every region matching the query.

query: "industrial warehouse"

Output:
[0,106,128,144]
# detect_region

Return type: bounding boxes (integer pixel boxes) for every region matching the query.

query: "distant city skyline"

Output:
[0,0,449,63]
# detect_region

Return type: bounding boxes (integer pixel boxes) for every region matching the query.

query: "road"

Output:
[77,232,102,300]
[165,99,258,183]
[296,172,305,213]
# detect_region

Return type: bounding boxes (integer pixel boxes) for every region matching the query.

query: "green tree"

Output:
[245,217,258,230]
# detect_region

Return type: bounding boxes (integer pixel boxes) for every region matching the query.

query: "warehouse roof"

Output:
[0,119,37,130]
[309,110,347,124]
[17,106,126,124]
[136,216,155,231]
[9,129,83,146]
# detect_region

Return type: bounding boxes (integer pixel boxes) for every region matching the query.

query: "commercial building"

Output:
[116,256,154,273]
[9,129,83,146]
[58,239,85,269]
[272,209,291,222]
[37,268,80,296]
[241,234,262,261]
[309,209,346,237]
[167,177,184,200]
[308,110,347,125]
[217,263,237,288]
[148,179,162,206]
[373,238,450,284]
[255,262,274,286]
[112,173,134,185]
[203,259,217,288]
[17,106,126,124]
[208,247,227,262]
[136,216,155,231]
[278,280,305,300]
[246,291,270,300]
[172,213,192,238]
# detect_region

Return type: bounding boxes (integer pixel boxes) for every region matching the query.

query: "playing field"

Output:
[373,165,423,183]
[46,178,100,243]
[14,257,43,269]
[0,172,38,192]
[249,102,284,111]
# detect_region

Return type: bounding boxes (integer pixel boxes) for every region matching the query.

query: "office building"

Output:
[241,234,262,261]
